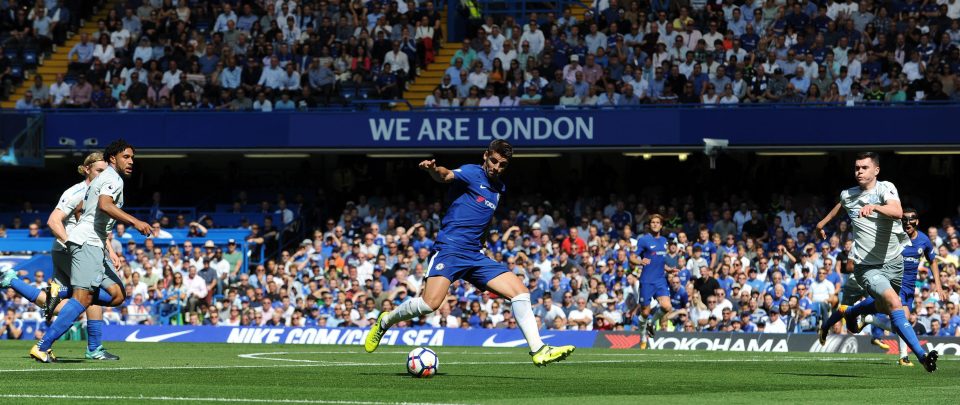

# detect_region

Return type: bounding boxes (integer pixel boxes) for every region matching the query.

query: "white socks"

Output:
[382,297,434,328]
[864,314,892,332]
[511,293,545,352]
[864,314,908,358]
[651,307,667,329]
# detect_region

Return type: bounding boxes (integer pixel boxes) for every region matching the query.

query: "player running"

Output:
[364,140,575,366]
[1,152,122,360]
[814,152,937,372]
[629,214,673,349]
[862,208,941,366]
[30,139,151,363]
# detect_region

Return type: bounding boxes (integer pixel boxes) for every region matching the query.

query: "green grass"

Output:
[0,342,956,404]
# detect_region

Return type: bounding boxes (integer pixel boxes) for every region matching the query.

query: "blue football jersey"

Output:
[436,164,504,252]
[635,234,668,282]
[903,232,936,275]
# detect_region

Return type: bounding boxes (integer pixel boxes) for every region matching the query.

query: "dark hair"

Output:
[103,138,136,164]
[856,152,879,166]
[903,207,917,216]
[488,140,513,159]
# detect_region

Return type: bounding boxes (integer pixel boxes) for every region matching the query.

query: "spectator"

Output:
[67,32,94,72]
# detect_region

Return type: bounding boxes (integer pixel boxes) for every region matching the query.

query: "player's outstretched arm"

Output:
[419,159,454,183]
[815,202,842,240]
[99,194,151,235]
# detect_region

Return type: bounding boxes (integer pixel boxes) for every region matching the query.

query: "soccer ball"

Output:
[407,347,438,378]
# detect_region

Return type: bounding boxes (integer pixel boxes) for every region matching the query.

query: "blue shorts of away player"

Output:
[426,249,509,289]
[639,279,669,307]
[899,273,916,309]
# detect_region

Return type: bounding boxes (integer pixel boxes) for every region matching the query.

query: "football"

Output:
[407,347,439,378]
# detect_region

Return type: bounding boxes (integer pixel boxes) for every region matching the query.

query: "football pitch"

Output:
[0,342,957,404]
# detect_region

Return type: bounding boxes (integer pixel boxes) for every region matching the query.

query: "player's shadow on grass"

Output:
[370,373,537,380]
[26,358,84,363]
[775,372,861,378]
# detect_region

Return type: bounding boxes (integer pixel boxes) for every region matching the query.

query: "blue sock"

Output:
[890,309,926,361]
[94,289,114,306]
[87,320,104,352]
[38,299,86,351]
[870,321,885,339]
[845,297,878,317]
[10,278,41,302]
[821,309,844,332]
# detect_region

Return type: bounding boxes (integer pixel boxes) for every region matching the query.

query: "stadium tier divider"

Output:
[0,234,253,274]
[0,212,46,226]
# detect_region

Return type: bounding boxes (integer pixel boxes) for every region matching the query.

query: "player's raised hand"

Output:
[418,159,437,171]
[859,204,876,218]
[814,226,826,240]
[133,219,152,236]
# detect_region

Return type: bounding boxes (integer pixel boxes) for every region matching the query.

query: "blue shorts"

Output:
[900,272,917,309]
[639,278,669,307]
[426,249,509,289]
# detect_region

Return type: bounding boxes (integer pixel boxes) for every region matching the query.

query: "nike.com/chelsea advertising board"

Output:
[104,325,960,355]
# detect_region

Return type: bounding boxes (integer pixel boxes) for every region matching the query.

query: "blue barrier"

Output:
[43,105,960,150]
[2,229,250,242]
[103,324,598,347]
[0,235,252,277]
[0,213,46,227]
[0,238,57,252]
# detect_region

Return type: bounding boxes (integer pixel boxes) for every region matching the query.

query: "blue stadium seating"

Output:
[22,49,37,69]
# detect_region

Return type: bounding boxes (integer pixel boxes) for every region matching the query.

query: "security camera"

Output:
[59,137,77,147]
[703,138,729,155]
[703,138,729,169]
[83,138,98,147]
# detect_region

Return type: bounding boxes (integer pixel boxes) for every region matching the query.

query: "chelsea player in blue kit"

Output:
[629,214,673,349]
[365,140,575,366]
[862,208,941,366]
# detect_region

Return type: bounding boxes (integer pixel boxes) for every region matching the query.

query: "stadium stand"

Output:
[0,0,957,346]
[2,185,958,339]
[2,0,959,110]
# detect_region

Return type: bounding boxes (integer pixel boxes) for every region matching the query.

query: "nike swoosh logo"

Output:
[479,185,488,189]
[125,329,194,343]
[482,334,555,347]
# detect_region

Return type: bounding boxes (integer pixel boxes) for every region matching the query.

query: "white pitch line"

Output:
[0,353,952,374]
[0,394,465,405]
[239,351,959,365]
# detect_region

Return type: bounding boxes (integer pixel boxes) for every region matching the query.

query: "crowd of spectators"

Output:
[426,0,960,107]
[3,192,960,341]
[1,0,103,100]
[9,0,446,110]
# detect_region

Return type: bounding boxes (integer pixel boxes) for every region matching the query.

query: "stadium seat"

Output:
[3,48,17,61]
[9,64,23,81]
[22,49,37,69]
